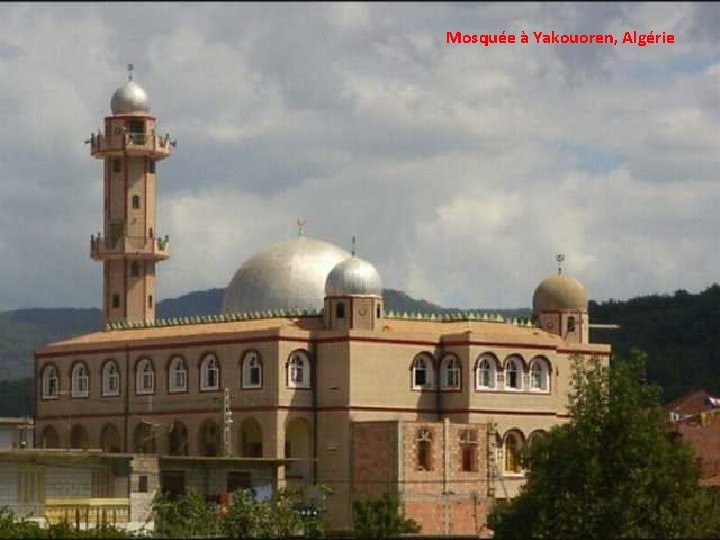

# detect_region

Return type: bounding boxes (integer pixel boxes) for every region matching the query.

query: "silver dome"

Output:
[325,256,382,297]
[221,236,351,314]
[110,80,150,114]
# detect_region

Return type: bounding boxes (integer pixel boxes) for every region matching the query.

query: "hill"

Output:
[589,284,720,402]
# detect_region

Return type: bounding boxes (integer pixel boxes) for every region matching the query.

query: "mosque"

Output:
[33,72,611,535]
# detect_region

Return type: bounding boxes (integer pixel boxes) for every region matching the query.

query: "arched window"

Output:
[200,354,220,391]
[71,362,89,397]
[168,356,187,393]
[567,316,576,333]
[136,358,155,395]
[476,355,497,390]
[168,421,189,456]
[460,429,478,472]
[288,351,310,389]
[242,351,262,389]
[504,356,523,390]
[529,357,550,392]
[416,428,433,471]
[411,354,434,390]
[42,365,59,399]
[503,431,525,474]
[132,195,140,209]
[440,355,461,390]
[102,361,120,396]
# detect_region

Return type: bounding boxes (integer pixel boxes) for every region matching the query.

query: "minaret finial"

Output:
[127,63,134,82]
[296,218,306,237]
[556,253,565,275]
[351,235,357,256]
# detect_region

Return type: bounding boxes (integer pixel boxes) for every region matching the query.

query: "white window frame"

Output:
[43,365,59,399]
[168,356,187,393]
[529,357,550,392]
[504,357,523,391]
[71,363,89,398]
[136,359,155,395]
[102,361,120,396]
[475,356,497,390]
[412,355,434,390]
[200,354,220,391]
[242,352,262,389]
[440,356,460,390]
[288,351,310,389]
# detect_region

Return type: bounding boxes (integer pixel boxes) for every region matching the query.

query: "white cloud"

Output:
[0,2,718,310]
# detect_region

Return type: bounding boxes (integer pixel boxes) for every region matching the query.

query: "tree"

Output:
[352,492,421,539]
[491,349,720,539]
[152,488,220,538]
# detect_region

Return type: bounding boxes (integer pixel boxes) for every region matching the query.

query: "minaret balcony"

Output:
[89,132,172,160]
[90,234,170,261]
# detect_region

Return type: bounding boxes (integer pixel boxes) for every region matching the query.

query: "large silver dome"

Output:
[325,256,382,297]
[111,80,150,115]
[221,236,351,314]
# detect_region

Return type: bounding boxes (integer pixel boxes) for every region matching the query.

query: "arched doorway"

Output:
[168,421,189,456]
[198,419,220,457]
[100,424,122,453]
[239,418,263,457]
[133,422,157,454]
[285,418,311,481]
[40,425,60,449]
[70,424,90,449]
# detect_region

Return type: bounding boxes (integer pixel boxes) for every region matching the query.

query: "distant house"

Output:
[666,390,720,486]
[0,449,290,531]
[0,417,34,449]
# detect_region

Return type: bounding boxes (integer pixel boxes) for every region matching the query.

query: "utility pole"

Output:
[222,388,233,456]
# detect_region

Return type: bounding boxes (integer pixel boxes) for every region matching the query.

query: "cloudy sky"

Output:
[0,2,718,310]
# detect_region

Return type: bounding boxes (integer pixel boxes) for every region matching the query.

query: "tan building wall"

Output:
[36,316,610,531]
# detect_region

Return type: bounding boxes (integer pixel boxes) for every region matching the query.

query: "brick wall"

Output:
[351,419,493,535]
[351,422,398,497]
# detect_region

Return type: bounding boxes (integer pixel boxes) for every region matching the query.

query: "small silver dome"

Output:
[110,80,150,115]
[325,256,382,297]
[221,236,351,314]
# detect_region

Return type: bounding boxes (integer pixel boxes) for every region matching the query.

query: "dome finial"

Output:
[556,253,565,275]
[296,218,306,237]
[127,63,134,82]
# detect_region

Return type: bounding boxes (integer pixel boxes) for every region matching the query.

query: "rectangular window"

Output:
[417,440,431,471]
[91,470,110,497]
[18,469,45,504]
[138,475,148,493]
[250,367,260,386]
[148,295,153,309]
[113,159,121,173]
[461,446,476,472]
[160,470,186,500]
[227,471,251,493]
[148,159,155,174]
[112,294,120,309]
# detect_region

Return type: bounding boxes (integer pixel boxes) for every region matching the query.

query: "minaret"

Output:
[89,65,175,324]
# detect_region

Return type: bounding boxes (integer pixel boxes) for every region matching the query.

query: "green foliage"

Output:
[352,492,421,539]
[154,485,328,539]
[0,506,129,539]
[590,284,720,402]
[152,488,220,538]
[491,349,720,539]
